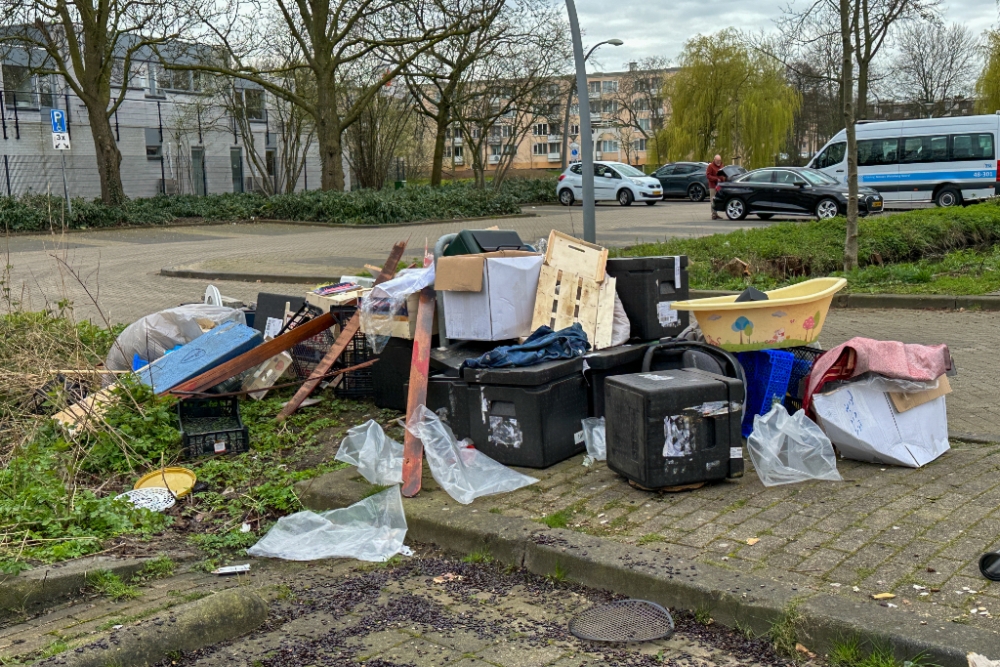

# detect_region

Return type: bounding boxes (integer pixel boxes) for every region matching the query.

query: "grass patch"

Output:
[829,636,939,667]
[694,605,714,625]
[132,556,175,582]
[613,200,1000,295]
[723,499,748,513]
[768,602,802,658]
[539,508,574,529]
[637,533,665,545]
[546,562,568,583]
[39,639,69,659]
[88,571,140,602]
[462,549,494,564]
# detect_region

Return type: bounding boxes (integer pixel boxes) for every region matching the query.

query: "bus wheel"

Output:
[935,187,961,208]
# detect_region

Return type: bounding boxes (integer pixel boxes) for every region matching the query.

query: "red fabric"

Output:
[802,337,951,412]
[706,162,724,188]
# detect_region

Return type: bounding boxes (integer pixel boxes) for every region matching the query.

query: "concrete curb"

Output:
[38,587,268,667]
[159,266,334,284]
[297,468,1000,667]
[0,557,152,622]
[691,290,1000,311]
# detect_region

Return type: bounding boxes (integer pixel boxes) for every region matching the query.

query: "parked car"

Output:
[557,161,663,206]
[651,161,710,201]
[713,167,884,221]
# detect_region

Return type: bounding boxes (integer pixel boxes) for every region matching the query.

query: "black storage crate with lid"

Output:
[583,343,651,418]
[605,256,689,340]
[178,396,250,459]
[605,368,744,489]
[462,358,588,468]
[442,230,529,256]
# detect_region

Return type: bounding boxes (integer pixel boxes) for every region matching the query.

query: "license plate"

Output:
[872,201,882,208]
[652,190,661,195]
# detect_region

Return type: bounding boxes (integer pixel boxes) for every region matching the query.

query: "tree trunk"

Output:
[430,111,449,187]
[856,58,869,120]
[561,80,575,169]
[88,109,126,206]
[840,0,859,271]
[317,116,345,191]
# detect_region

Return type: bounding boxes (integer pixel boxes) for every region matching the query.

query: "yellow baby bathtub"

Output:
[670,277,847,352]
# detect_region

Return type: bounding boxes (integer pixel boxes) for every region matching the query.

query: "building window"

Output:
[547,84,560,97]
[490,144,502,156]
[633,138,647,152]
[2,65,35,108]
[634,98,649,111]
[639,118,651,131]
[146,63,164,96]
[163,68,195,92]
[532,143,548,155]
[570,124,580,135]
[588,81,600,94]
[453,146,463,158]
[548,143,560,155]
[599,140,619,153]
[240,89,265,121]
[602,80,618,93]
[444,146,452,158]
[266,149,276,176]
[504,143,518,155]
[533,123,548,136]
[145,128,163,159]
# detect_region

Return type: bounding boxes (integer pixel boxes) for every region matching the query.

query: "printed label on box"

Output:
[657,301,679,327]
[213,441,227,453]
[574,430,585,445]
[730,447,742,459]
[264,317,283,339]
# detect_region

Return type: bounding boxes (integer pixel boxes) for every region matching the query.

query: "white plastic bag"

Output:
[359,266,435,353]
[247,486,408,562]
[335,420,404,485]
[581,417,606,467]
[405,405,537,504]
[611,293,631,347]
[746,404,842,487]
[105,304,245,371]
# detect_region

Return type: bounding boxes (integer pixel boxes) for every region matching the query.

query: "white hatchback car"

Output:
[556,161,663,206]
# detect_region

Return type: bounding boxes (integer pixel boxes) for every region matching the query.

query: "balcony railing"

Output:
[453,156,464,165]
[547,134,561,142]
[452,137,462,147]
[547,153,561,162]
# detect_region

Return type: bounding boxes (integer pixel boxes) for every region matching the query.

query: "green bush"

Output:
[613,199,1000,291]
[0,178,558,232]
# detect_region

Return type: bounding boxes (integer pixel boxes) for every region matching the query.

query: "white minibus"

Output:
[807,114,999,207]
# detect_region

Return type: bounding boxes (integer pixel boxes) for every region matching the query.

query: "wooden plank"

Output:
[166,312,335,396]
[530,266,616,349]
[401,287,435,498]
[276,241,407,420]
[52,386,118,431]
[544,230,608,282]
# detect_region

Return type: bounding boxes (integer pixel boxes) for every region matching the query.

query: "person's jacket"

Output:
[706,162,725,189]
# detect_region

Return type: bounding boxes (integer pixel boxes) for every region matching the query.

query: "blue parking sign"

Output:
[50,109,66,134]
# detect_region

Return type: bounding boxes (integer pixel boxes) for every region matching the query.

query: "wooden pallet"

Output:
[530,264,616,349]
[543,230,608,282]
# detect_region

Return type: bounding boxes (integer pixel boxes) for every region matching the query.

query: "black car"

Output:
[712,167,884,221]
[652,161,710,201]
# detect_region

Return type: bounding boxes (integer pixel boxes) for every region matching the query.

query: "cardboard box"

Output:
[812,380,949,468]
[888,374,951,412]
[358,291,437,340]
[436,251,543,341]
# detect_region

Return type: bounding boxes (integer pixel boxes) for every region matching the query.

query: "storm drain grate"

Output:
[569,599,675,643]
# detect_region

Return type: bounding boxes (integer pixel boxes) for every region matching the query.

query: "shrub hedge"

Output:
[0,178,557,232]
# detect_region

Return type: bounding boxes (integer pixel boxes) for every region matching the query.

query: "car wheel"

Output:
[687,183,706,202]
[618,189,634,206]
[756,213,773,220]
[815,198,840,219]
[935,187,961,208]
[558,189,574,206]
[645,200,657,206]
[725,198,747,221]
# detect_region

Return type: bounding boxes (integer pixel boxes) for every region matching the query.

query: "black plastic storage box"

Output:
[372,338,415,411]
[442,230,529,256]
[605,256,689,340]
[462,358,588,468]
[427,374,473,440]
[583,343,651,418]
[605,368,744,489]
[178,396,250,459]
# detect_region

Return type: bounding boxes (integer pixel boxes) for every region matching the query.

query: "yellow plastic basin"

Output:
[670,277,847,352]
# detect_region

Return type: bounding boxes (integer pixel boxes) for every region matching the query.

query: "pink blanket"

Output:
[802,337,952,412]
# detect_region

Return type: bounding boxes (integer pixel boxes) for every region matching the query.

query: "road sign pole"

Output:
[60,152,71,215]
[565,0,596,243]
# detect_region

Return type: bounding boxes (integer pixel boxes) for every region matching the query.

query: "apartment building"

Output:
[0,40,336,199]
[439,67,674,174]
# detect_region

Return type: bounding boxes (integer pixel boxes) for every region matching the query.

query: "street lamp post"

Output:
[564,0,620,243]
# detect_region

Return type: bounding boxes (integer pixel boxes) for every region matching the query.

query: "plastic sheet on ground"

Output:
[105,305,245,371]
[360,266,435,353]
[247,486,408,562]
[746,404,842,486]
[406,405,537,504]
[335,420,404,485]
[581,417,606,467]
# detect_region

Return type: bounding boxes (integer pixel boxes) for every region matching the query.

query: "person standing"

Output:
[706,155,725,220]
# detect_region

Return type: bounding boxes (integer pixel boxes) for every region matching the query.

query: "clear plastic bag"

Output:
[359,266,435,353]
[247,486,408,562]
[335,420,403,485]
[826,371,940,394]
[581,416,606,467]
[405,405,537,504]
[611,293,631,347]
[105,304,245,371]
[747,404,842,487]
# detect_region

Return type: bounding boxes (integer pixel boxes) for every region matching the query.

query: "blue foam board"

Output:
[137,321,262,393]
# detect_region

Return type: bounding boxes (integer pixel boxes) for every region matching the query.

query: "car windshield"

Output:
[612,163,647,178]
[799,169,839,186]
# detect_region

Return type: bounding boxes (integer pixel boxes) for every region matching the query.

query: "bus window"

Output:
[929,135,948,161]
[815,142,845,168]
[901,135,948,164]
[952,133,995,160]
[901,137,924,163]
[858,138,899,167]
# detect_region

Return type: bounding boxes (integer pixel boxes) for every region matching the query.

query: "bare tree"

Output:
[891,21,978,115]
[606,58,669,167]
[183,0,478,191]
[0,0,194,205]
[345,78,416,189]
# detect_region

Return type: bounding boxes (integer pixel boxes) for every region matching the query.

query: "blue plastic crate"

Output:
[736,350,794,437]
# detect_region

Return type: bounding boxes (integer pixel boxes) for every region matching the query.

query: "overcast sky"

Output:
[573,0,999,69]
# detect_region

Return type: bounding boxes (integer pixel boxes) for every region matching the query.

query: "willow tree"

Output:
[977,31,1000,114]
[664,30,800,169]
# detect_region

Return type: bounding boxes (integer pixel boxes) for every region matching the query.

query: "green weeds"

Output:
[87,571,140,602]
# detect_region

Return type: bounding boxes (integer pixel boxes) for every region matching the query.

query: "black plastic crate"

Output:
[605,368,744,489]
[178,396,250,458]
[329,306,375,399]
[605,256,689,340]
[462,359,587,468]
[783,346,826,413]
[582,343,652,418]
